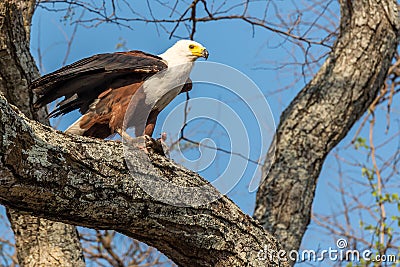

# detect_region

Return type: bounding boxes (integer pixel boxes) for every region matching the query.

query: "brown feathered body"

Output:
[31,51,191,138]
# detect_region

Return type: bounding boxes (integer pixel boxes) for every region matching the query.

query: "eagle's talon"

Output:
[142,134,168,156]
[158,132,170,157]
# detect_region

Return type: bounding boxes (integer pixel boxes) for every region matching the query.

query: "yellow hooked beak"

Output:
[191,46,209,59]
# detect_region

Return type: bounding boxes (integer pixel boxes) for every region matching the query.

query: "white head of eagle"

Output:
[159,40,209,66]
[30,40,209,138]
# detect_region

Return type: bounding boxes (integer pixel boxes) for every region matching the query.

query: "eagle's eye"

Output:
[189,44,195,49]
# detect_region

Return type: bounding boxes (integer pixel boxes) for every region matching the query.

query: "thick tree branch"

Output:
[0,95,288,267]
[254,0,400,252]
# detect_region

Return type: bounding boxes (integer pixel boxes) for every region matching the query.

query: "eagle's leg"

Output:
[144,109,160,136]
[141,110,168,156]
[142,109,158,153]
[115,128,135,142]
[115,128,150,154]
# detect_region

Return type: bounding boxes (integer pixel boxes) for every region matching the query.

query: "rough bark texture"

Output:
[0,1,85,266]
[0,95,288,267]
[6,212,84,266]
[254,0,400,252]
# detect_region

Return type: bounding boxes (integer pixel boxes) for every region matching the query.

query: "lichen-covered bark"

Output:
[0,1,84,266]
[0,1,44,121]
[6,212,84,266]
[0,95,288,267]
[254,0,400,252]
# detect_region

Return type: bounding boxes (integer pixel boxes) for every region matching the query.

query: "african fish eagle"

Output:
[31,40,209,139]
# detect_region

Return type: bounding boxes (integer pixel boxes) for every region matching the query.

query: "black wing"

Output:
[31,51,167,117]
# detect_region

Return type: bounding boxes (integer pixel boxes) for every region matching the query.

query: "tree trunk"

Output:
[0,1,85,266]
[254,0,399,252]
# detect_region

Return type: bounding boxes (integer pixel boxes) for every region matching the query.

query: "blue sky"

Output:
[1,1,399,266]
